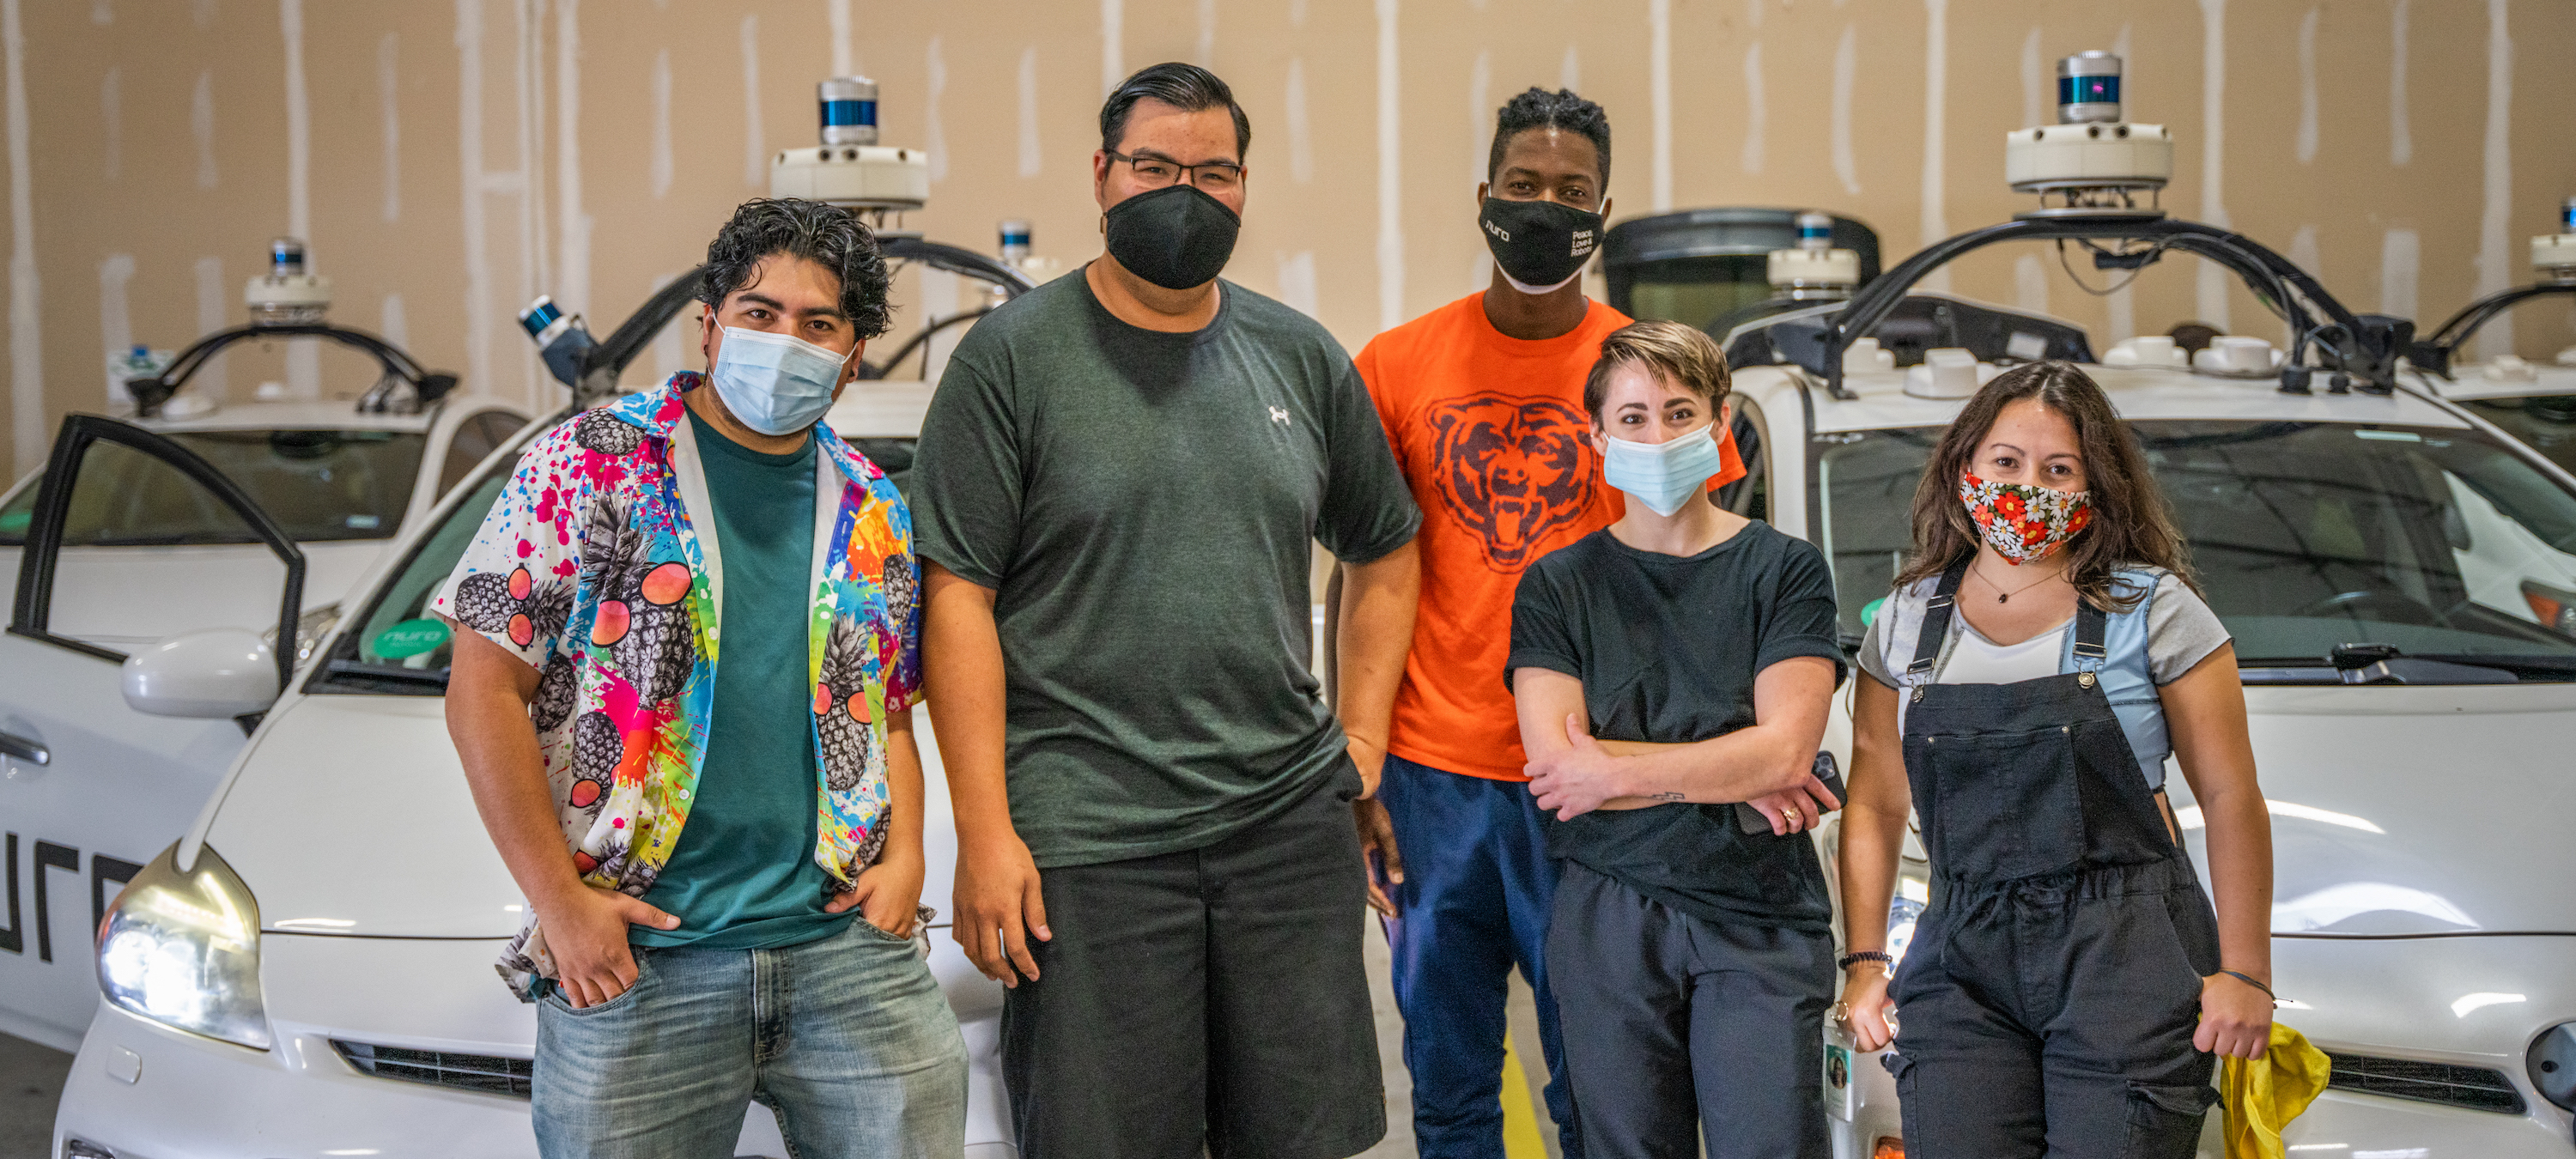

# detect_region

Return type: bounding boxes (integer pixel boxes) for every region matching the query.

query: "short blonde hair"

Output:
[1583,319,1732,422]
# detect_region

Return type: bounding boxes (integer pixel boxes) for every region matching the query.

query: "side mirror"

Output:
[123,628,281,719]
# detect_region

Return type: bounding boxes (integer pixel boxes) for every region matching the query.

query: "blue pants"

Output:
[1378,753,1582,1158]
[532,918,968,1158]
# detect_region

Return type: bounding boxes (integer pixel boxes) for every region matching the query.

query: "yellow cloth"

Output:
[2221,1022,2333,1159]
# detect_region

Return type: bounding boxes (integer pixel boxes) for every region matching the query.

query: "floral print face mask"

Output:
[1959,470,2093,565]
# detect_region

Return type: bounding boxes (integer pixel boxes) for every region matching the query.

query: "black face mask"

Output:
[1479,197,1603,293]
[1103,184,1242,290]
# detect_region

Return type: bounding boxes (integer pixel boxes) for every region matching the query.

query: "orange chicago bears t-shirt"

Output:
[1355,293,1744,781]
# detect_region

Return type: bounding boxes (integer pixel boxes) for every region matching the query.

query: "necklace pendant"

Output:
[1998,593,2009,604]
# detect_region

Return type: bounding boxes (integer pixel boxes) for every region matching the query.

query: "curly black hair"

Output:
[1488,87,1610,185]
[697,198,892,340]
[1100,62,1250,159]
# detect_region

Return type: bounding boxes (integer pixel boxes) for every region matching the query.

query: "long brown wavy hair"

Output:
[1893,361,2194,610]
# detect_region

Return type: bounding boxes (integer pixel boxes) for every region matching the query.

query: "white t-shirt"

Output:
[1937,618,2073,684]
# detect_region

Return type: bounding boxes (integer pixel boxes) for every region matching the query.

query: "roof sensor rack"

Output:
[2409,196,2576,378]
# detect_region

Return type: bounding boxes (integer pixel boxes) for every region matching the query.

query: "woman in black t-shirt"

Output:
[1509,321,1846,1159]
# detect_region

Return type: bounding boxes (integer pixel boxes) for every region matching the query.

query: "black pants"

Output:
[1547,863,1834,1159]
[999,767,1386,1159]
[1887,859,2219,1159]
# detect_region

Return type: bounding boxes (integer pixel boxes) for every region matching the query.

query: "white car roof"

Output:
[1737,362,2471,434]
[824,379,933,439]
[2403,360,2576,402]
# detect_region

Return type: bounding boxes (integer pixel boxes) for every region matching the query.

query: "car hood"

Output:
[204,690,964,939]
[2176,682,2576,937]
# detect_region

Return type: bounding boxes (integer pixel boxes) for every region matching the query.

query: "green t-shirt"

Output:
[632,409,848,950]
[912,270,1421,868]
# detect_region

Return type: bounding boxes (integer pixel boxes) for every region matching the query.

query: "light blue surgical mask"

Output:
[1602,424,1722,516]
[708,325,850,436]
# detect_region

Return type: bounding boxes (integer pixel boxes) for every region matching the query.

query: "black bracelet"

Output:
[1838,950,1893,970]
[2220,969,2277,1001]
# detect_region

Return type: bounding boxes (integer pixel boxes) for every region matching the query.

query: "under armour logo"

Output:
[1269,406,1291,427]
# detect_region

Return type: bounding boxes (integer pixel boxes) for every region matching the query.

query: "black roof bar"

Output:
[1806,215,2406,401]
[126,322,459,417]
[2408,281,2576,379]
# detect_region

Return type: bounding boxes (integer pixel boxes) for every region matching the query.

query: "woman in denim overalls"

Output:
[1837,363,2275,1158]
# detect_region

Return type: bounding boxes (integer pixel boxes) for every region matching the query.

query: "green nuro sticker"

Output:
[1861,597,1886,628]
[374,617,451,658]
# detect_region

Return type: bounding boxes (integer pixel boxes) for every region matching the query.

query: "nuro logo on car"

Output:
[372,618,452,659]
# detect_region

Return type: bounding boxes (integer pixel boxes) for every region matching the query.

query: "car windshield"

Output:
[314,425,918,695]
[2459,396,2576,479]
[0,428,424,545]
[1816,420,2576,680]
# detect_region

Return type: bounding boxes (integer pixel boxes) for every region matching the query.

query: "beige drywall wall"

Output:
[3,0,2571,482]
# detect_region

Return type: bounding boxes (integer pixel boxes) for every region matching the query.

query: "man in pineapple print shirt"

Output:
[440,199,965,1157]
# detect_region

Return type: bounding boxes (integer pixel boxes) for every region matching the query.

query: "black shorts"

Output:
[1000,765,1387,1159]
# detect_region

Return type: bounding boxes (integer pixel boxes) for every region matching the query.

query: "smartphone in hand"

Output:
[1734,750,1846,834]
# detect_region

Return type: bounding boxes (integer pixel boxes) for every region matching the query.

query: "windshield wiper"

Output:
[2324,643,2519,685]
[2238,643,2546,685]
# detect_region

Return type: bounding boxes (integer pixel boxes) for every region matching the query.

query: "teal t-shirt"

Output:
[632,410,849,950]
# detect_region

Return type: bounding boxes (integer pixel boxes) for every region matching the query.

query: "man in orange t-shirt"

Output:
[1351,88,1741,1159]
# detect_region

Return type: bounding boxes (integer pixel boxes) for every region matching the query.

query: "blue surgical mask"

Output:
[708,326,849,436]
[1602,424,1722,517]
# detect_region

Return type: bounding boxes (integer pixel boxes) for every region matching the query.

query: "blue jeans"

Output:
[532,917,967,1158]
[1377,753,1582,1159]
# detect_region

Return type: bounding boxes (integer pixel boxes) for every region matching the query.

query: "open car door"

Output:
[0,415,304,1049]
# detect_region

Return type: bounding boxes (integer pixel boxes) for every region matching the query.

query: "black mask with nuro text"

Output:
[1104,184,1242,290]
[1479,196,1602,294]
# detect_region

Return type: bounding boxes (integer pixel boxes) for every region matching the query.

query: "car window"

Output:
[2462,396,2576,479]
[0,428,426,545]
[434,411,529,497]
[1816,421,2576,677]
[1620,254,1775,332]
[313,427,920,695]
[1716,396,1768,524]
[842,437,915,506]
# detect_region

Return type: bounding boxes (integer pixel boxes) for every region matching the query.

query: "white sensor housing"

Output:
[2006,123,2173,194]
[1904,349,1987,399]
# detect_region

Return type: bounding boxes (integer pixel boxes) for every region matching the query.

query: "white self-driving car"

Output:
[0,324,524,1054]
[39,379,1017,1159]
[1,243,526,658]
[1676,197,2576,1156]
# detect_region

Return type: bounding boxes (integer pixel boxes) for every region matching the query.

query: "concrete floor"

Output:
[0,915,1555,1159]
[1358,912,1565,1159]
[0,1033,68,1159]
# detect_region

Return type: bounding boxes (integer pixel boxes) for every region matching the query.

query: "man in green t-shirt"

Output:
[443,200,964,1156]
[914,63,1422,1159]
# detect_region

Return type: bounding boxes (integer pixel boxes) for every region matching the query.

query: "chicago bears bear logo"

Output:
[1426,393,1598,571]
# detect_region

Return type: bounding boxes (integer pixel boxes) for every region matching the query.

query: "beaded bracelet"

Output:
[2220,969,2279,1003]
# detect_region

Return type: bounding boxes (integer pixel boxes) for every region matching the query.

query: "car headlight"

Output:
[2531,1022,2576,1112]
[96,841,269,1050]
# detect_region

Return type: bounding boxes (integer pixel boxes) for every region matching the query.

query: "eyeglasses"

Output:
[1106,149,1243,192]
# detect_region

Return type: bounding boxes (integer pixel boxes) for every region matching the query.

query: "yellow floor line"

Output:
[1499,1032,1549,1159]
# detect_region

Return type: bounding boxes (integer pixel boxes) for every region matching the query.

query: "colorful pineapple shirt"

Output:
[434,373,921,994]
